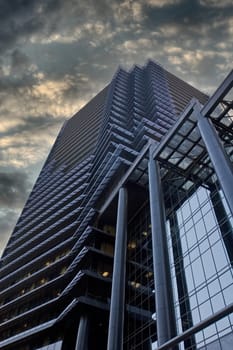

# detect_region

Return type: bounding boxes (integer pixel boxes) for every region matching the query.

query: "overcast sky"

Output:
[0,0,232,256]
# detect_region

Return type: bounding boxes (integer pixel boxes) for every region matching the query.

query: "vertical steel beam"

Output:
[145,338,152,350]
[195,104,233,217]
[210,189,233,267]
[107,187,128,350]
[170,213,196,350]
[148,151,177,347]
[75,315,89,350]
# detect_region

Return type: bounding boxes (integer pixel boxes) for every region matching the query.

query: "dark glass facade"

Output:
[0,61,232,350]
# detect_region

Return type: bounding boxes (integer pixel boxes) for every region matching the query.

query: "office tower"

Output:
[0,60,233,350]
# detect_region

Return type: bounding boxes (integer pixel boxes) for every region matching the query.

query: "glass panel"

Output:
[178,121,194,136]
[189,144,204,159]
[179,157,193,170]
[179,139,193,153]
[169,151,182,165]
[169,134,183,148]
[188,128,200,142]
[160,146,174,159]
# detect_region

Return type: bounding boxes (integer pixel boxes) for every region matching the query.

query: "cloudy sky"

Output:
[0,0,232,256]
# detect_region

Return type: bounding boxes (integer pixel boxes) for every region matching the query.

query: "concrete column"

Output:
[107,187,128,350]
[148,152,177,347]
[195,104,233,217]
[75,315,89,350]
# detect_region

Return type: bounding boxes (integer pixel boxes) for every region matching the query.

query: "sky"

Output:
[0,0,232,256]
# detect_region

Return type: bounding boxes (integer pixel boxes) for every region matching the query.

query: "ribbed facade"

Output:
[0,61,233,350]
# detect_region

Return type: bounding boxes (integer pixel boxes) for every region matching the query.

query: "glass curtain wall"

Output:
[124,201,155,350]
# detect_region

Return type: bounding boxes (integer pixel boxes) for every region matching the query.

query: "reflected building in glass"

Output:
[0,61,233,350]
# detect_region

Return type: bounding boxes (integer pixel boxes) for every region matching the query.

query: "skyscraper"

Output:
[0,61,233,350]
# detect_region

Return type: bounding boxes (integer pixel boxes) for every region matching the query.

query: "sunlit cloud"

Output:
[0,129,59,168]
[159,25,179,37]
[112,1,145,23]
[0,119,24,133]
[119,38,154,53]
[164,47,183,54]
[144,0,182,7]
[33,79,70,100]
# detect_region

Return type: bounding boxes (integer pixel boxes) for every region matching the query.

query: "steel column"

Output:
[148,152,177,347]
[144,338,153,350]
[107,187,128,350]
[169,213,196,350]
[195,104,233,217]
[75,315,89,350]
[210,190,233,267]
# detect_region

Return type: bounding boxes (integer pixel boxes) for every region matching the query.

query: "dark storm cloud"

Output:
[0,0,231,57]
[11,49,30,71]
[19,0,232,92]
[0,171,30,208]
[0,0,36,18]
[143,0,233,24]
[3,0,229,91]
[0,114,64,138]
[0,1,43,53]
[21,114,65,132]
[0,49,37,100]
[0,0,112,54]
[0,208,22,255]
[142,0,233,50]
[0,73,37,93]
[143,0,203,26]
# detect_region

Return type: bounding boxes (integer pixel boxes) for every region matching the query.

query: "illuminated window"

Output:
[130,281,141,288]
[145,271,153,278]
[102,271,110,277]
[97,261,112,277]
[40,278,47,285]
[60,266,67,275]
[103,225,115,236]
[128,241,137,249]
